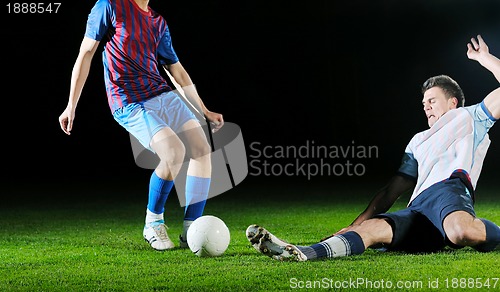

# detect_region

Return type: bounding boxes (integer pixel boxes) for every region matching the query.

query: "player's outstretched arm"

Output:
[321,174,415,240]
[467,35,500,120]
[164,62,224,132]
[59,37,100,135]
[467,35,500,82]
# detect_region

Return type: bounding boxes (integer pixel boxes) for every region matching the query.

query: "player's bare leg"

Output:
[151,127,186,181]
[178,119,213,247]
[443,211,500,251]
[181,119,212,178]
[350,218,393,249]
[143,127,186,251]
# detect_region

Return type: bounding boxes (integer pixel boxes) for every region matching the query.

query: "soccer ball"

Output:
[187,215,230,257]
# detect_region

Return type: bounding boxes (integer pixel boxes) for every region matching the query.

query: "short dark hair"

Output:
[422,75,465,108]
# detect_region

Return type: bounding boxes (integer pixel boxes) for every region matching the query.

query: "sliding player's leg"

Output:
[246,218,393,261]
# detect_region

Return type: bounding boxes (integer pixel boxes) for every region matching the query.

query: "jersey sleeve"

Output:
[464,101,497,147]
[157,24,179,65]
[465,101,497,126]
[84,0,112,41]
[397,139,418,181]
[478,101,497,125]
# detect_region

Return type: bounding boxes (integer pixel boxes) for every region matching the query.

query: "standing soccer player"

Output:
[58,0,224,251]
[247,35,500,261]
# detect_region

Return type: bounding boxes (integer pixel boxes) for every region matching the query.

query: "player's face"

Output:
[422,87,458,128]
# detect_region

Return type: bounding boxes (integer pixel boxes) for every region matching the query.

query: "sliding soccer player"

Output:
[248,35,500,260]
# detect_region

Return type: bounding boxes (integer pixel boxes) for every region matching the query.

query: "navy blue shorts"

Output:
[375,178,475,253]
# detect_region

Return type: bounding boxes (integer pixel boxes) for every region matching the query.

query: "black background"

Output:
[3,0,500,192]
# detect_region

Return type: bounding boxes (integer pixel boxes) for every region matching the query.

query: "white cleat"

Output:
[143,221,175,251]
[246,224,307,261]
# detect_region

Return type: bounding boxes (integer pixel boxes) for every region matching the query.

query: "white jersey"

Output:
[398,101,497,205]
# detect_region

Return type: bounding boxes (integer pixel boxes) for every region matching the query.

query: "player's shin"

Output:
[182,175,211,245]
[146,171,174,223]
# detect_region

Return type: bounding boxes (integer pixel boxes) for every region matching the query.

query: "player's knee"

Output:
[445,224,479,246]
[189,140,211,159]
[352,218,393,246]
[158,143,186,167]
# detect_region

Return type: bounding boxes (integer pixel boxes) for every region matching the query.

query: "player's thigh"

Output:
[150,126,185,161]
[178,119,211,158]
[442,210,485,244]
[443,210,476,229]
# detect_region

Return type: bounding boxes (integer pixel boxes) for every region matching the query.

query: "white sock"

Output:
[317,232,365,258]
[300,235,360,259]
[145,209,164,225]
[322,236,351,257]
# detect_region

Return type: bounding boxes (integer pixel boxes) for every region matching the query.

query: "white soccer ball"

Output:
[187,215,230,257]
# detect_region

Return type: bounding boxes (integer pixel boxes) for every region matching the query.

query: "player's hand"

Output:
[205,111,224,133]
[59,107,75,135]
[467,35,489,62]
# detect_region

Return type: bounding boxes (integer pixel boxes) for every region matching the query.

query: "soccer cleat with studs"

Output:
[143,220,175,251]
[246,224,307,261]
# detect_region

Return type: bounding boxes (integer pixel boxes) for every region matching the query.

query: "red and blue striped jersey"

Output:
[85,0,179,113]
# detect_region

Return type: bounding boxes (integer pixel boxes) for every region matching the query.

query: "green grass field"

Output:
[0,177,499,291]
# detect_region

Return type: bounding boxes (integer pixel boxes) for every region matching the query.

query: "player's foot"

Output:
[246,224,307,261]
[179,235,188,248]
[143,220,175,251]
[180,220,193,249]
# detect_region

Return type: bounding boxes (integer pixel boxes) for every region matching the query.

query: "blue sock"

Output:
[184,176,211,221]
[475,219,500,252]
[147,172,174,214]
